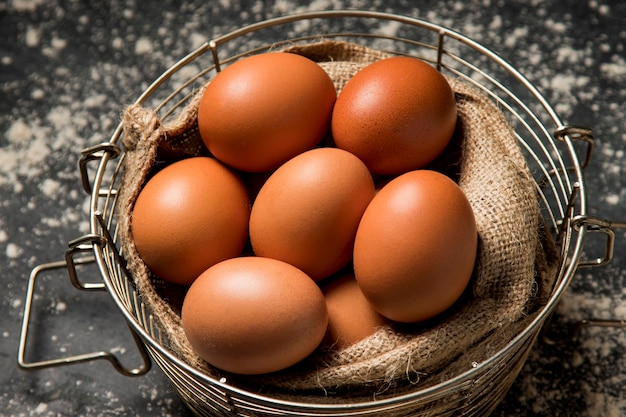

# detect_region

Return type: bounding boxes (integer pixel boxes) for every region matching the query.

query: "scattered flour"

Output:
[112,37,124,50]
[34,403,48,414]
[25,26,41,48]
[135,37,154,55]
[5,118,33,144]
[6,243,24,258]
[582,384,623,417]
[600,56,626,80]
[9,0,46,12]
[604,193,619,206]
[503,26,528,48]
[39,178,61,198]
[377,19,402,37]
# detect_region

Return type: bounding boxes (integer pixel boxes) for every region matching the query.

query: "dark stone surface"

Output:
[2,1,625,416]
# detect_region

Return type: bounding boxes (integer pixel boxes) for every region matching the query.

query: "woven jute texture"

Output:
[117,40,559,403]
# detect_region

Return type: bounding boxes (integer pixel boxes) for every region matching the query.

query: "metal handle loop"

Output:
[78,142,121,194]
[573,215,625,268]
[17,254,151,377]
[541,216,626,345]
[553,125,594,169]
[66,233,107,291]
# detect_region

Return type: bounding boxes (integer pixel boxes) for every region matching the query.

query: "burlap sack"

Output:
[117,40,559,401]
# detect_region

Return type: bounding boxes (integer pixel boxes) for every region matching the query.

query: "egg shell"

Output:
[131,157,250,286]
[353,170,477,323]
[321,272,390,350]
[181,256,329,375]
[249,147,376,281]
[331,56,458,175]
[197,52,337,173]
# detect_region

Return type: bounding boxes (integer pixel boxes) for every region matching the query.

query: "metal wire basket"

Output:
[18,9,626,417]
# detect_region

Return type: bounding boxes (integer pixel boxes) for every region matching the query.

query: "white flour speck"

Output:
[489,15,502,30]
[504,27,528,48]
[6,118,32,144]
[6,242,24,258]
[377,20,402,37]
[583,386,622,417]
[605,194,619,206]
[135,37,153,55]
[83,94,107,108]
[615,302,626,318]
[600,56,626,80]
[188,32,206,50]
[51,36,67,51]
[112,37,124,50]
[46,106,72,130]
[34,403,48,414]
[555,45,581,64]
[39,178,61,197]
[598,4,610,16]
[545,19,567,34]
[31,88,45,100]
[550,74,577,94]
[41,217,62,228]
[10,0,46,12]
[25,26,41,47]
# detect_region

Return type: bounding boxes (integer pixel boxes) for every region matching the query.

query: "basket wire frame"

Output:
[19,9,625,417]
[89,10,588,417]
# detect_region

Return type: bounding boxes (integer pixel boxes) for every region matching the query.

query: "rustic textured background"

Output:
[1,1,625,416]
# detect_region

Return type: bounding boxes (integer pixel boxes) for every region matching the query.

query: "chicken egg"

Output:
[332,56,458,176]
[321,272,390,349]
[197,52,336,173]
[353,170,477,323]
[249,147,376,281]
[181,256,329,375]
[131,157,250,286]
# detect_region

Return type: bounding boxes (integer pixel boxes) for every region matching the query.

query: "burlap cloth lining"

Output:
[117,40,559,401]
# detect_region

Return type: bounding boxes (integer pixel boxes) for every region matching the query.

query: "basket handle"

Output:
[78,142,121,194]
[17,243,151,377]
[542,216,626,344]
[573,215,625,268]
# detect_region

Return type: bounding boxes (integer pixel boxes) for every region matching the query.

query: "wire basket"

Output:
[18,10,626,417]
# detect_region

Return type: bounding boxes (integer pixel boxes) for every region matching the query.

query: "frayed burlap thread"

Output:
[117,40,559,402]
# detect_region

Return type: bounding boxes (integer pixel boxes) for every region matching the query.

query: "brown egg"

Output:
[197,52,337,173]
[353,170,477,323]
[249,147,376,281]
[181,256,329,375]
[131,157,250,286]
[321,272,389,350]
[331,56,457,176]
